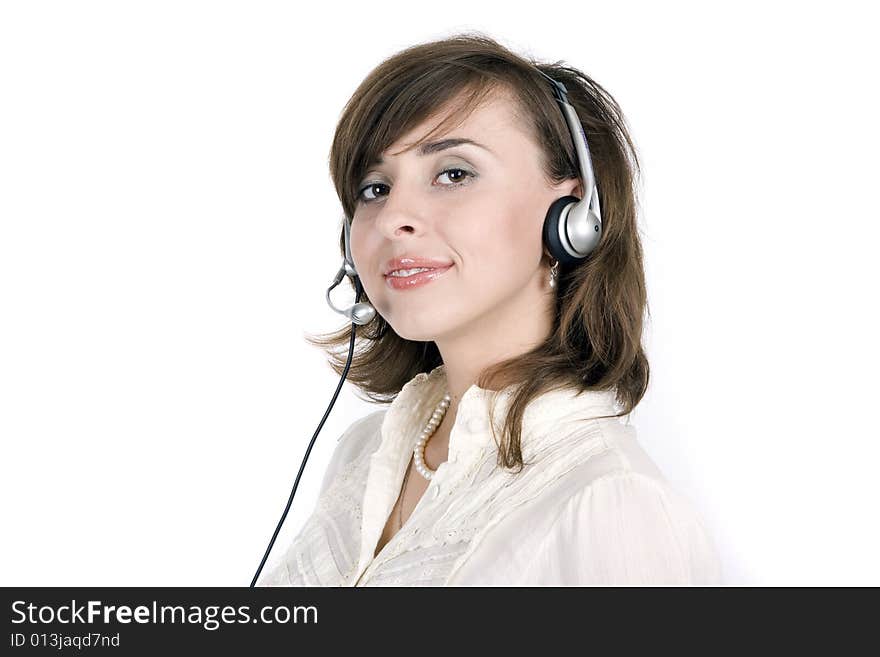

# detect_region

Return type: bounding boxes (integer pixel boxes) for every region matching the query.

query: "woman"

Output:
[258,33,723,586]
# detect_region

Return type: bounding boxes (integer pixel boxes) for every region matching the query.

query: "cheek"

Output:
[462,200,542,262]
[451,229,528,285]
[348,223,371,270]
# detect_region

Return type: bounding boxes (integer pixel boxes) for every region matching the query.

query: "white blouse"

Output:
[257,364,723,586]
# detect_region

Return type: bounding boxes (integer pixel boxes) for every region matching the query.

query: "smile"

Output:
[384,264,454,291]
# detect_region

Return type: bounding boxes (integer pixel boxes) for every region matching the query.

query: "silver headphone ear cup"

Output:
[542,195,584,268]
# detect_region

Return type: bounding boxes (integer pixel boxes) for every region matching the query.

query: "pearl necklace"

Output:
[412,390,452,480]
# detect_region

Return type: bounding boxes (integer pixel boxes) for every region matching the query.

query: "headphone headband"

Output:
[534,68,599,217]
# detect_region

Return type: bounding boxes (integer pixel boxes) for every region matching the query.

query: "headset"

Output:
[249,68,602,587]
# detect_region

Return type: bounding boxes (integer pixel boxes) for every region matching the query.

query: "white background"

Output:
[1,1,877,586]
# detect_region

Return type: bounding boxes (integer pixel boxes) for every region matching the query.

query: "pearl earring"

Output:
[548,258,559,289]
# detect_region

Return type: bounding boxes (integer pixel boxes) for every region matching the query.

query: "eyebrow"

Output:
[368,137,493,167]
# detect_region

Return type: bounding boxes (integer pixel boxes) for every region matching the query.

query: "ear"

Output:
[552,177,583,200]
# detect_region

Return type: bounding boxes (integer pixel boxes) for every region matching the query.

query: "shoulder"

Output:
[318,409,386,496]
[569,419,723,584]
[545,469,724,585]
[451,418,723,585]
[335,408,386,453]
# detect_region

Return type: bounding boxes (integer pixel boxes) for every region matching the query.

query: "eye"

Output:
[356,182,389,204]
[355,167,476,205]
[437,168,470,185]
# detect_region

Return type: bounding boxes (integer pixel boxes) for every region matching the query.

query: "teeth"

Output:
[388,267,433,277]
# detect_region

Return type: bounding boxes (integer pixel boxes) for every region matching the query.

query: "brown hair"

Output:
[306,31,649,474]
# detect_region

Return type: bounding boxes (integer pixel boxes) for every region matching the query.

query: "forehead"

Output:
[369,87,529,167]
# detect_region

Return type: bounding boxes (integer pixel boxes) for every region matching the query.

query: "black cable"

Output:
[249,278,362,587]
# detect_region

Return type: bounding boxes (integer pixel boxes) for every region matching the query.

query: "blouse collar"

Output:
[378,363,620,463]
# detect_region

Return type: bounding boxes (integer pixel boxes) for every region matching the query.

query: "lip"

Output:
[383,256,454,276]
[384,263,454,291]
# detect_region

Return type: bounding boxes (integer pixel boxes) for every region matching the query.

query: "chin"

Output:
[386,314,450,343]
[390,325,439,343]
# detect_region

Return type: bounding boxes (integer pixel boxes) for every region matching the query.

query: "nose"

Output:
[373,182,427,240]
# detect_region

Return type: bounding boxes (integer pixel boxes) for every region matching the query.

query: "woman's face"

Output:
[349,88,578,344]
